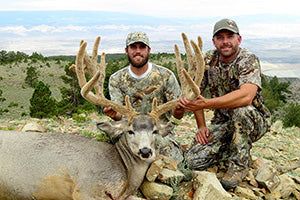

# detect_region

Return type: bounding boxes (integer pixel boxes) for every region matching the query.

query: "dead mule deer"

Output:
[0,33,205,200]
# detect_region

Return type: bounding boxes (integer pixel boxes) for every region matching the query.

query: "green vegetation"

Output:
[262,75,291,113]
[261,74,300,127]
[0,89,8,115]
[25,66,40,87]
[282,102,300,128]
[29,81,57,118]
[57,62,99,116]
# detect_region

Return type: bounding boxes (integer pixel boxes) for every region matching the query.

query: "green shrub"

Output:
[8,102,18,107]
[21,112,28,117]
[0,89,7,115]
[72,113,91,123]
[25,66,40,88]
[282,102,300,128]
[29,81,57,119]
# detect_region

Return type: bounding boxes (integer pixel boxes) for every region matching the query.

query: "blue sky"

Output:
[1,0,300,77]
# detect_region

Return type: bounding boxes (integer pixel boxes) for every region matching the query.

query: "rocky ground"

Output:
[0,111,299,199]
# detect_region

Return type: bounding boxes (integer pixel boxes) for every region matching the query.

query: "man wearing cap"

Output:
[179,19,270,190]
[104,31,185,163]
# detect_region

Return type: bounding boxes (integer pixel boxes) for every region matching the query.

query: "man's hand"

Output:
[195,126,210,145]
[103,107,122,121]
[179,95,208,112]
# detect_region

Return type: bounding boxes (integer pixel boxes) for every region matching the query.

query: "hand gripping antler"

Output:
[74,37,139,123]
[148,33,205,122]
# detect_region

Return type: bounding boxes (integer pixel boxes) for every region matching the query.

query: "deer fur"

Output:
[0,115,174,200]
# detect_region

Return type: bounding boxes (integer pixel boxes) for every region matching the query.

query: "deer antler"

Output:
[148,33,205,122]
[74,37,139,123]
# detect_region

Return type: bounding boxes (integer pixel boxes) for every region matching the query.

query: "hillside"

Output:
[0,54,299,119]
[0,59,70,119]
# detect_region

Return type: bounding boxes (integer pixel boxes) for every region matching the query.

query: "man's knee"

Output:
[232,106,256,121]
[184,143,218,170]
[231,105,267,142]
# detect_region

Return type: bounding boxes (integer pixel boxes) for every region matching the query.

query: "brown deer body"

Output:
[0,33,205,200]
[0,115,174,200]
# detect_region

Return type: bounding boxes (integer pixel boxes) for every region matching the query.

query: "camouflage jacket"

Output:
[201,48,271,123]
[109,63,181,122]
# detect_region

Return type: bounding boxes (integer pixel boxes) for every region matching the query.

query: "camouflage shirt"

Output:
[201,48,270,123]
[109,63,181,122]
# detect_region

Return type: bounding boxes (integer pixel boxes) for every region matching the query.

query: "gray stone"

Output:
[140,180,173,200]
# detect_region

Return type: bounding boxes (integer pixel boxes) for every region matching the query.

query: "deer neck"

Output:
[115,134,147,170]
[115,134,150,199]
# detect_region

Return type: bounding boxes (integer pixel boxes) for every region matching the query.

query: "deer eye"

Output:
[153,130,159,135]
[128,130,135,135]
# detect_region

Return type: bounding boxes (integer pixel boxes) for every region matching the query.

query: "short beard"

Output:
[127,53,149,68]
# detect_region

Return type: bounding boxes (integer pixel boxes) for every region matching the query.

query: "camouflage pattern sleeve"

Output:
[238,49,262,89]
[165,72,181,101]
[201,50,216,93]
[108,70,125,105]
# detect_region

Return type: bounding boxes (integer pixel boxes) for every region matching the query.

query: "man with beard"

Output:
[179,19,270,190]
[104,31,185,163]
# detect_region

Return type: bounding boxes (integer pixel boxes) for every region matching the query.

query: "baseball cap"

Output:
[213,18,239,36]
[126,31,150,47]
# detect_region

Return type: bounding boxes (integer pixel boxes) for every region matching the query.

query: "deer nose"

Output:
[139,147,152,158]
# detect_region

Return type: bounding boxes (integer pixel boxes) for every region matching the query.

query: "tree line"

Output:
[0,50,299,128]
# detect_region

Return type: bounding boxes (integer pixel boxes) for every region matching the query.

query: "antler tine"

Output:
[75,37,139,123]
[180,33,203,100]
[97,52,106,96]
[82,36,101,77]
[76,42,88,88]
[189,39,204,98]
[198,36,203,51]
[148,98,179,123]
[148,33,204,122]
[174,44,186,94]
[182,33,198,81]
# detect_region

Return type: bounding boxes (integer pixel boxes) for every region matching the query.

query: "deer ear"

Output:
[157,121,175,137]
[97,121,128,142]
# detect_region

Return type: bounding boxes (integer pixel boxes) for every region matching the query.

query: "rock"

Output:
[264,190,281,200]
[235,186,257,200]
[246,169,259,187]
[194,184,232,200]
[22,121,47,132]
[156,154,178,170]
[254,166,280,192]
[292,188,300,200]
[271,174,296,199]
[252,187,265,198]
[146,159,164,182]
[192,171,231,200]
[291,175,300,184]
[252,157,269,169]
[175,181,194,200]
[126,196,146,200]
[140,180,173,200]
[157,168,185,186]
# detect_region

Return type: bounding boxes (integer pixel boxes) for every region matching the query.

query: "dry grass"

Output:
[0,60,69,119]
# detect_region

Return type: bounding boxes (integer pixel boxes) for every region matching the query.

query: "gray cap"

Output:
[213,18,239,36]
[126,31,150,47]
